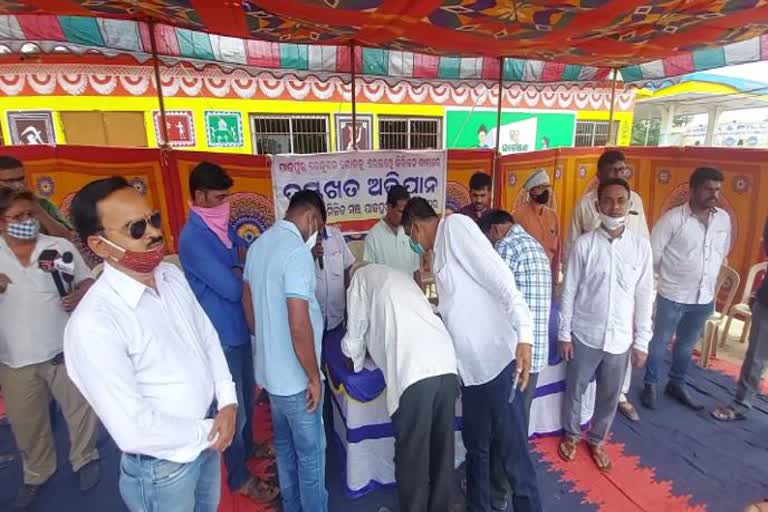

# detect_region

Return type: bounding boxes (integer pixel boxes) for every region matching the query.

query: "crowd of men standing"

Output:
[0,149,766,512]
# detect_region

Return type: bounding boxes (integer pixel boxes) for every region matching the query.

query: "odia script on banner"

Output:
[271,150,447,224]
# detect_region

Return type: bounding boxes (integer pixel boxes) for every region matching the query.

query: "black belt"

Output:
[124,402,217,462]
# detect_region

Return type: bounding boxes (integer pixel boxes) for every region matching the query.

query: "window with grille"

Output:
[251,115,329,154]
[379,117,441,150]
[574,120,619,147]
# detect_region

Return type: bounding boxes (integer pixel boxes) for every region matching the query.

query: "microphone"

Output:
[57,252,75,294]
[38,249,67,297]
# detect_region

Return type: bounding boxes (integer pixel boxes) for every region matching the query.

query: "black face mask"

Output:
[531,189,550,205]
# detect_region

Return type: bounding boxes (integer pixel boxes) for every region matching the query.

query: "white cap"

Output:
[524,168,550,191]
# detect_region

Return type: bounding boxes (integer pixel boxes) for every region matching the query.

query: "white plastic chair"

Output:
[700,265,740,368]
[720,261,768,347]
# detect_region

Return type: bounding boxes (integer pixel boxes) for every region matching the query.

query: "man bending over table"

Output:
[342,264,458,512]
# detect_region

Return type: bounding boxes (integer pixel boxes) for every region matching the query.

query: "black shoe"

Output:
[641,384,657,409]
[78,460,101,492]
[665,383,704,411]
[14,484,42,509]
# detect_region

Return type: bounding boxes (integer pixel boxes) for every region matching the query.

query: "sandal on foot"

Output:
[711,405,746,422]
[588,444,612,472]
[558,437,579,462]
[238,475,280,504]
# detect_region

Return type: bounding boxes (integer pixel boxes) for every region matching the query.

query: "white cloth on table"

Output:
[651,202,731,305]
[342,264,457,416]
[432,214,533,387]
[64,262,236,463]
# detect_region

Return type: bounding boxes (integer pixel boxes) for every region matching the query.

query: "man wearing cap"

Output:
[513,169,561,280]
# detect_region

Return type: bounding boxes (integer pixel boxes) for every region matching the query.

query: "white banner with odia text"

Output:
[271,150,447,229]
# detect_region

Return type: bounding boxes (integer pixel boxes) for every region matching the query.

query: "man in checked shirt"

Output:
[479,209,551,512]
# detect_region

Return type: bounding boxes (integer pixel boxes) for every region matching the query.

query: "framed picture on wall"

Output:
[335,114,373,151]
[153,110,196,147]
[7,111,56,145]
[205,111,244,148]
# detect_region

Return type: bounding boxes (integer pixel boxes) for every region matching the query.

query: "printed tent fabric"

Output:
[0,1,767,83]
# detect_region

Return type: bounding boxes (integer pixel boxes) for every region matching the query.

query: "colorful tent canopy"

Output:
[0,2,767,83]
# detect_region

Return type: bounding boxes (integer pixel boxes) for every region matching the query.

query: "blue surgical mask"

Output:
[409,237,425,256]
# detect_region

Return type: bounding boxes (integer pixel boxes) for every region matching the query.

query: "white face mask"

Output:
[599,211,626,231]
[304,216,319,248]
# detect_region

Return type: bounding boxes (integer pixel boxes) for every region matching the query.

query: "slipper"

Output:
[558,437,579,462]
[711,405,747,422]
[238,475,280,504]
[618,400,640,422]
[744,499,768,512]
[588,443,612,472]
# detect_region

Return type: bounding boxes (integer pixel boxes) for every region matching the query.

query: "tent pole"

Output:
[149,22,170,148]
[493,57,504,207]
[607,68,618,146]
[350,43,358,150]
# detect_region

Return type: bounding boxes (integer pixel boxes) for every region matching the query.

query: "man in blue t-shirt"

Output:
[244,190,328,512]
[179,162,278,505]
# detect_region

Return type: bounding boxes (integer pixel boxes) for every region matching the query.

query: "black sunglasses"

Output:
[125,212,162,240]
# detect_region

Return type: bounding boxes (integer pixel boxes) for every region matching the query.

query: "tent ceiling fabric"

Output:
[1,2,768,82]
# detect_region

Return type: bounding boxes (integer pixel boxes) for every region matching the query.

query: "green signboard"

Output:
[445,109,576,153]
[205,111,244,148]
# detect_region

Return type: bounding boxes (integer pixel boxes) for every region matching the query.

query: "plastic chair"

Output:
[720,261,768,348]
[700,265,740,367]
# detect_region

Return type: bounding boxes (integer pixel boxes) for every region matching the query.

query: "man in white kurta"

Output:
[342,264,457,512]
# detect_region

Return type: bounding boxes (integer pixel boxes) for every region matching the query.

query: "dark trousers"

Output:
[222,342,256,491]
[392,374,458,512]
[489,372,539,510]
[734,301,768,415]
[463,361,542,512]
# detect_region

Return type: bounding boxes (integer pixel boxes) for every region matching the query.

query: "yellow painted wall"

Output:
[0,95,447,154]
[576,110,634,146]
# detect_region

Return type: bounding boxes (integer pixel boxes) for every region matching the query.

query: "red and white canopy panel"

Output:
[0,1,767,83]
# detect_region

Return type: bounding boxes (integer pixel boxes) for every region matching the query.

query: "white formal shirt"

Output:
[432,214,533,386]
[64,262,237,463]
[342,264,457,416]
[566,189,649,259]
[363,219,420,275]
[651,203,731,305]
[559,227,654,354]
[0,234,90,368]
[315,226,356,330]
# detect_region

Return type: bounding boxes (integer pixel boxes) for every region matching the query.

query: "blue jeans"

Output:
[462,361,542,512]
[222,342,255,491]
[644,295,714,387]
[119,450,221,512]
[269,389,328,512]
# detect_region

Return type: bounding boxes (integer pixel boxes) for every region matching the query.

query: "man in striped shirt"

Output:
[479,209,552,512]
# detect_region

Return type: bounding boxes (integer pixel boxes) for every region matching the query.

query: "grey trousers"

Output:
[733,301,768,415]
[562,338,630,446]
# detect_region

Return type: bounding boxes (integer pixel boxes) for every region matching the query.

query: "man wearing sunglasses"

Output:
[63,177,238,512]
[179,162,279,505]
[244,189,329,512]
[0,156,74,241]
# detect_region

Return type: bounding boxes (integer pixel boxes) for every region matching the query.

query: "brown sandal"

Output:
[588,443,612,472]
[558,436,579,462]
[238,475,280,504]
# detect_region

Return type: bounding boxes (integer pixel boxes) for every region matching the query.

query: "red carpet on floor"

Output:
[219,402,278,512]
